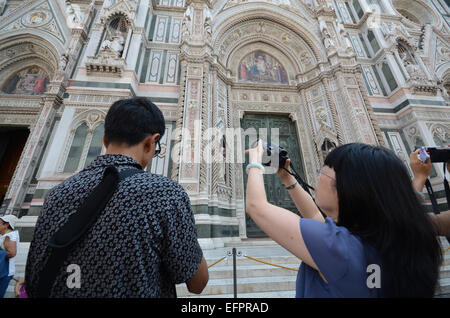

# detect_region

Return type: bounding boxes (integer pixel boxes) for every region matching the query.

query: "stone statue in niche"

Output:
[204,7,212,42]
[337,23,353,54]
[98,16,128,58]
[405,61,423,81]
[322,28,335,51]
[59,53,69,73]
[65,1,84,29]
[110,35,125,57]
[100,37,112,51]
[181,6,193,41]
[399,50,426,82]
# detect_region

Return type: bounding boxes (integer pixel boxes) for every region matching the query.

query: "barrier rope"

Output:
[8,247,450,286]
[244,255,299,272]
[208,257,225,269]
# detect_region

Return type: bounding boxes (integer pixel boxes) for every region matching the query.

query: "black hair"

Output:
[324,143,442,297]
[104,97,165,146]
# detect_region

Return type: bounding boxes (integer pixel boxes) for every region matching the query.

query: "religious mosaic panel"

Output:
[2,66,49,95]
[238,51,288,85]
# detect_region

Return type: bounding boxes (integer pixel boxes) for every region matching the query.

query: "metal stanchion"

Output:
[232,247,237,298]
[226,248,242,298]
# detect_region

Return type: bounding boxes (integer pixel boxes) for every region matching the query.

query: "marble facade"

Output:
[0,0,448,248]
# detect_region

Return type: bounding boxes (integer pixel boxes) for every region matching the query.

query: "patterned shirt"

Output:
[25,154,203,298]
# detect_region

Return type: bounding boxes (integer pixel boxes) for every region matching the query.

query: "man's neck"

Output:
[105,147,144,168]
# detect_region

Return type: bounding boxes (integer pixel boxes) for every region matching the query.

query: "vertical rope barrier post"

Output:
[232,247,237,298]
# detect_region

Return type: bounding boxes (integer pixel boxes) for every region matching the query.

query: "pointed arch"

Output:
[212,2,326,70]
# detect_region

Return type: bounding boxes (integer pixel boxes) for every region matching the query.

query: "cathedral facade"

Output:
[0,0,449,248]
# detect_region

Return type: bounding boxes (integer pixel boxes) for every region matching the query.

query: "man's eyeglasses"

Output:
[153,140,161,158]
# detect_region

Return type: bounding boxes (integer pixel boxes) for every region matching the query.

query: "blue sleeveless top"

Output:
[296,217,382,298]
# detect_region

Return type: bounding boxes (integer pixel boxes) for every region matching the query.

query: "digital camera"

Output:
[416,146,450,163]
[251,140,289,168]
[427,146,450,163]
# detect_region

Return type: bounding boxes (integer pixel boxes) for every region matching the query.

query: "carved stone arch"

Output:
[0,34,60,67]
[218,20,318,80]
[72,109,106,131]
[100,1,136,29]
[390,0,442,29]
[436,59,450,82]
[212,4,325,65]
[58,109,106,173]
[0,34,62,95]
[396,37,418,59]
[0,27,66,55]
[104,12,132,30]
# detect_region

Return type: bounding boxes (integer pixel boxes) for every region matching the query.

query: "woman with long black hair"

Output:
[245,142,442,297]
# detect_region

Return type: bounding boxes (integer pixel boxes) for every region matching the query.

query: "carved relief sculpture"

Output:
[65,1,84,29]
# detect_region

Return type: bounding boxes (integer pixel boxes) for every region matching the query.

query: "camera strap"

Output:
[424,163,450,244]
[443,163,450,206]
[425,178,440,215]
[426,163,450,213]
[285,165,315,196]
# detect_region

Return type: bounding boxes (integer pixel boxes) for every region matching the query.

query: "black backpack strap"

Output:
[35,166,144,298]
[424,175,450,245]
[118,167,145,182]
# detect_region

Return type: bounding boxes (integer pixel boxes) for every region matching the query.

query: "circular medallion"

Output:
[22,10,52,27]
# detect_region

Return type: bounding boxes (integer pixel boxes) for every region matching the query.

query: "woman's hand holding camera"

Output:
[245,139,264,165]
[277,158,297,187]
[410,148,432,193]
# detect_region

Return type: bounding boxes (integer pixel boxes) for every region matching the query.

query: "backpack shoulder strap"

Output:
[118,167,145,182]
[35,166,144,297]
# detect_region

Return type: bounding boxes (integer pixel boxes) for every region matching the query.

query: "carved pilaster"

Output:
[171,60,188,182]
[354,70,385,146]
[322,77,344,145]
[3,81,66,215]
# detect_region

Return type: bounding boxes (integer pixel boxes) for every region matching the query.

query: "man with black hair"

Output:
[24,97,208,297]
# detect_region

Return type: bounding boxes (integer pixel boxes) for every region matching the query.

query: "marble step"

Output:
[176,275,297,298]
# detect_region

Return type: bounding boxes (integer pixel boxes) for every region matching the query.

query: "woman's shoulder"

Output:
[323,218,362,241]
[309,217,366,258]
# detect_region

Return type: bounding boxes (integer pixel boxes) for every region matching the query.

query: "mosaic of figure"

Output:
[2,67,49,95]
[238,51,288,84]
